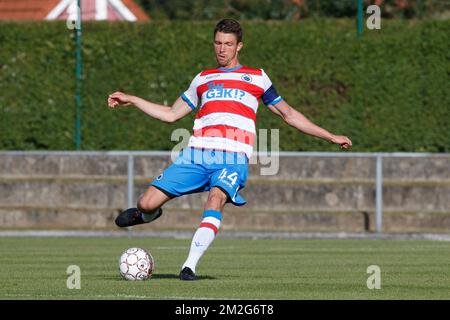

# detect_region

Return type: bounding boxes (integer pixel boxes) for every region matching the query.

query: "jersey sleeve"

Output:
[261,69,283,106]
[181,73,201,110]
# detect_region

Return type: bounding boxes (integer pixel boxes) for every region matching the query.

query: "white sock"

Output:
[182,214,221,273]
[141,208,160,222]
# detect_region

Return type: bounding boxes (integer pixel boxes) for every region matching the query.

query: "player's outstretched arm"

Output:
[107,92,192,123]
[268,100,352,149]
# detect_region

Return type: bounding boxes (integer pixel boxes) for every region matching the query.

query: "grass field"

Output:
[0,237,449,300]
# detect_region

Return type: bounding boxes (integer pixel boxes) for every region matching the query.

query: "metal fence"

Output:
[2,151,449,233]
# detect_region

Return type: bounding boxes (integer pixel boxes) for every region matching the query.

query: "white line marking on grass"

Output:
[1,230,450,241]
[260,247,441,252]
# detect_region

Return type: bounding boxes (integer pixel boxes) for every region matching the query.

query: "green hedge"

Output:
[135,0,449,20]
[0,20,449,152]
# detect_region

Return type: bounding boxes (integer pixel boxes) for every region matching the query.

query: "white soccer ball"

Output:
[119,247,154,281]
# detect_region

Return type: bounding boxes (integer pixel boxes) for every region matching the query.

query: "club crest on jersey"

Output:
[241,74,252,83]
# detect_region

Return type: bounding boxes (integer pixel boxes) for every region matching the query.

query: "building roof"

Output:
[0,0,150,21]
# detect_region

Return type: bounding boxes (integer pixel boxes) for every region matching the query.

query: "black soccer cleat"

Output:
[115,208,144,227]
[115,207,162,228]
[179,267,197,281]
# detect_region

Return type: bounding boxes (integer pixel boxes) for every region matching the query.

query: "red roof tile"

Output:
[0,0,60,20]
[0,0,150,21]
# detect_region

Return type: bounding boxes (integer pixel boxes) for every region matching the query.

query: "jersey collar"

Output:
[218,65,243,72]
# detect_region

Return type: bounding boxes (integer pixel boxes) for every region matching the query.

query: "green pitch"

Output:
[0,237,449,300]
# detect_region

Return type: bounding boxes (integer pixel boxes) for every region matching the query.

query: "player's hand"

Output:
[108,91,134,108]
[331,135,352,150]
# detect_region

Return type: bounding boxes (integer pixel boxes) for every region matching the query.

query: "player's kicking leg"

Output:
[115,186,172,227]
[179,187,228,281]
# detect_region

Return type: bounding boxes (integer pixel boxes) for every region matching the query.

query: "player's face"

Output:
[214,32,243,68]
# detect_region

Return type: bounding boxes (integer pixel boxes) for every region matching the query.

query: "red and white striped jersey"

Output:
[181,65,283,158]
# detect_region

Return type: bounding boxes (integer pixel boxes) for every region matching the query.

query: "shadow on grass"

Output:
[103,274,217,281]
[153,273,217,280]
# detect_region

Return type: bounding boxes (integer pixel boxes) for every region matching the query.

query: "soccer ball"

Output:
[119,247,154,281]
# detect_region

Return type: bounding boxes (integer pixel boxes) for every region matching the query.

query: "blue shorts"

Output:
[151,147,248,206]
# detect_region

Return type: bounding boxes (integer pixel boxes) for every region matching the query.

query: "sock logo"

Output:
[194,242,203,247]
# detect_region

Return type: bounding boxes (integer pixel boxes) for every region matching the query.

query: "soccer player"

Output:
[108,19,352,281]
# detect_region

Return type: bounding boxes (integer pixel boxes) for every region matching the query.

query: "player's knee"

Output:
[205,189,227,211]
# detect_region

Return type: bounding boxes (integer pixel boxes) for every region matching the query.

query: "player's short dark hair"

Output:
[214,19,243,43]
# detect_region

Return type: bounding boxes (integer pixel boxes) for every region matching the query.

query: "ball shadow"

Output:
[152,273,217,280]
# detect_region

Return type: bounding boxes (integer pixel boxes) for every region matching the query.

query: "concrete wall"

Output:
[0,152,449,232]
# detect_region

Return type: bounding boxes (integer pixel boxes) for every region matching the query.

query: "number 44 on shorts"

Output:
[218,169,238,186]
